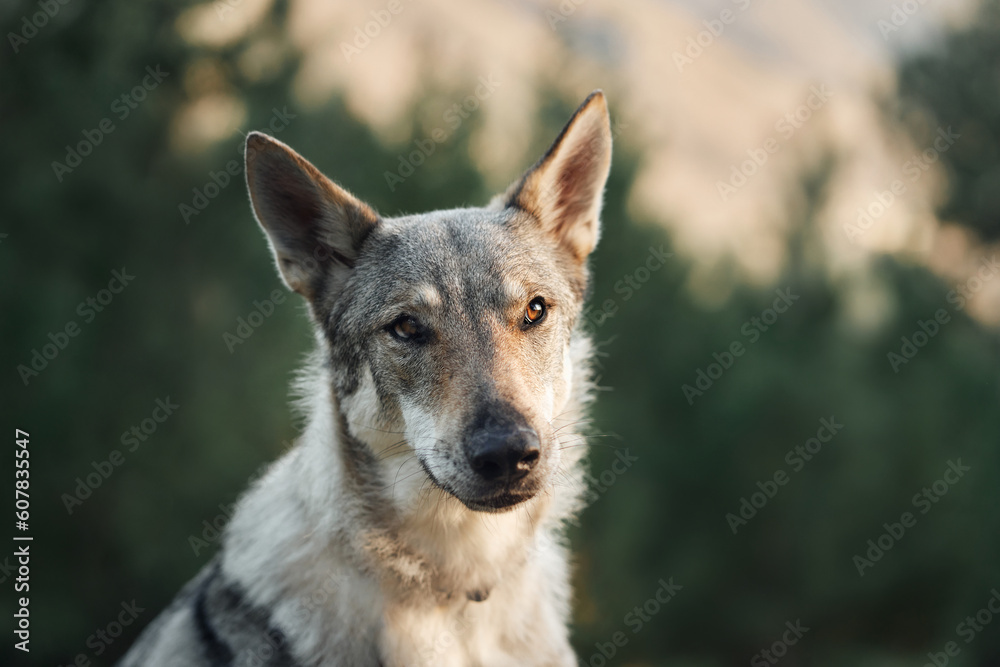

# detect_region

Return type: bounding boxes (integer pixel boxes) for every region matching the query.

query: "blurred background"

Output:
[3,0,1000,664]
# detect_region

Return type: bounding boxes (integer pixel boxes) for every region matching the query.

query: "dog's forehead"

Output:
[354,208,548,305]
[381,207,519,262]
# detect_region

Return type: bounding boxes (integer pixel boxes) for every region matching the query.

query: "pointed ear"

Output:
[245,131,380,301]
[503,91,612,261]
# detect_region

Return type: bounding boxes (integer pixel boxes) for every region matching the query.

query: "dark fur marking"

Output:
[194,565,235,665]
[334,396,389,495]
[195,562,299,667]
[466,589,490,602]
[417,456,454,496]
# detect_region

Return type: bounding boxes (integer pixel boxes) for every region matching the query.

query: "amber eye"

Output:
[389,316,422,342]
[524,298,546,325]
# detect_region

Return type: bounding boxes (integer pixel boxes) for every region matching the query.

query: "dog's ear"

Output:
[502,90,612,261]
[245,132,380,301]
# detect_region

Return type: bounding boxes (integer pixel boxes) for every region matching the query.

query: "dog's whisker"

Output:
[373,439,413,461]
[556,443,626,452]
[355,425,408,436]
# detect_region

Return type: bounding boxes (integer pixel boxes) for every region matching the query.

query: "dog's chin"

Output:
[417,458,539,513]
[459,490,536,513]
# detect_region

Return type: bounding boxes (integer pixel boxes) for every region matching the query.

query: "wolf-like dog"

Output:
[119,90,613,667]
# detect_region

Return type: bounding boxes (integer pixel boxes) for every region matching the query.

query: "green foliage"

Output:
[896,0,1000,240]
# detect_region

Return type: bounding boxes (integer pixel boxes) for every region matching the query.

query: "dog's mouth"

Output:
[462,490,536,513]
[418,458,538,513]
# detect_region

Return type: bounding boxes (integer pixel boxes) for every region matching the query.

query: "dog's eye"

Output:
[524,298,546,325]
[388,315,423,342]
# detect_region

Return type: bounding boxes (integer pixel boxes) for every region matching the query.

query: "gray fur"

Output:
[119,91,613,667]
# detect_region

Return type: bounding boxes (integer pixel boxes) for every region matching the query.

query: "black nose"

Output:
[467,413,540,483]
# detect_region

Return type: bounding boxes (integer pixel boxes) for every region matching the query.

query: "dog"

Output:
[119,89,612,667]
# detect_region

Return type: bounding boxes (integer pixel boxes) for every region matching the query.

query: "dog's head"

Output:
[245,92,611,513]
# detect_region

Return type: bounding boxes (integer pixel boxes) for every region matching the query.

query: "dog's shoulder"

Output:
[117,559,304,667]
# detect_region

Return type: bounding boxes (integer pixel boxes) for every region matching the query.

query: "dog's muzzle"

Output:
[459,403,542,511]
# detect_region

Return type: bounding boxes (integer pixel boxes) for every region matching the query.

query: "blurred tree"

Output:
[896,0,1000,241]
